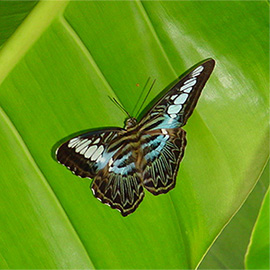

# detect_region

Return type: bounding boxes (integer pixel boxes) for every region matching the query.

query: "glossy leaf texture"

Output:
[0,1,37,47]
[199,161,269,269]
[0,1,268,269]
[245,187,270,269]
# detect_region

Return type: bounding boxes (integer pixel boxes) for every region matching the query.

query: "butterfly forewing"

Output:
[139,59,215,130]
[56,128,124,178]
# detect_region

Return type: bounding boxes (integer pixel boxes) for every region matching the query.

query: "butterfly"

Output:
[56,59,215,216]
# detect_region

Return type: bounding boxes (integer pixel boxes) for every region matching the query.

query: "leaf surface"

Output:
[0,1,268,269]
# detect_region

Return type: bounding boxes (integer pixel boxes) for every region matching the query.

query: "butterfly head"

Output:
[125,117,137,129]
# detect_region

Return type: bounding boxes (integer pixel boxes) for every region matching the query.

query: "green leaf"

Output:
[245,188,270,269]
[198,161,269,269]
[0,1,268,269]
[0,108,93,268]
[0,1,37,47]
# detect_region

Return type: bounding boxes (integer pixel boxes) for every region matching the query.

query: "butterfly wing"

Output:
[139,59,215,130]
[140,128,186,195]
[137,59,215,195]
[56,128,144,216]
[91,142,144,216]
[56,128,124,179]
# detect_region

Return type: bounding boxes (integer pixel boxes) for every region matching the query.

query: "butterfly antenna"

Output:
[135,79,156,118]
[109,96,132,118]
[131,77,151,116]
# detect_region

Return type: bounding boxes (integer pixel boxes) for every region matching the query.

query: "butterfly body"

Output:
[56,59,215,216]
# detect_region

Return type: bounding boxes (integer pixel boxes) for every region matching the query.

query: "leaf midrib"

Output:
[0,0,69,85]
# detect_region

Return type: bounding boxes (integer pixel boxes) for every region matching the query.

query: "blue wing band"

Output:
[141,128,187,195]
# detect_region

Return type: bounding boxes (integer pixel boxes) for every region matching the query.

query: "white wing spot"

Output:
[109,158,113,166]
[75,139,89,153]
[91,188,95,195]
[161,129,168,135]
[192,65,204,76]
[181,79,196,91]
[184,78,196,84]
[170,94,178,100]
[183,87,192,93]
[84,145,98,158]
[168,104,182,114]
[69,138,78,144]
[68,138,78,146]
[170,113,177,119]
[108,158,114,172]
[75,140,91,153]
[93,138,100,144]
[80,146,89,155]
[91,145,104,161]
[68,138,80,148]
[192,71,202,77]
[174,93,188,105]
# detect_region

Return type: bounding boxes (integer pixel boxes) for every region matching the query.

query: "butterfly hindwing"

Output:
[141,128,186,195]
[91,145,144,216]
[139,59,215,131]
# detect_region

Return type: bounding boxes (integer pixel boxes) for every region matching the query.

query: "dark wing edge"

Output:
[141,128,187,195]
[56,128,124,179]
[91,168,145,217]
[178,59,215,125]
[90,137,145,216]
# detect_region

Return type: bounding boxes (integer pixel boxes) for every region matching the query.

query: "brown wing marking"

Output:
[91,145,145,217]
[141,128,187,195]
